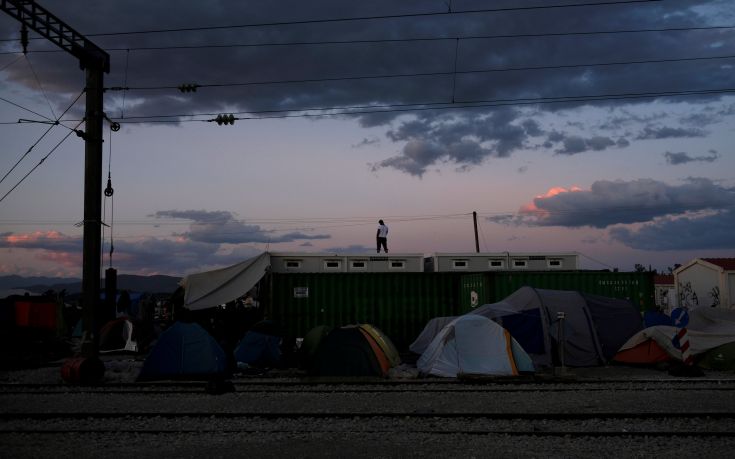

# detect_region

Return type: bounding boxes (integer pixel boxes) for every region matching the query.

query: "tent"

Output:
[613,338,672,364]
[99,317,153,353]
[616,307,735,364]
[181,252,270,311]
[413,286,643,368]
[300,325,332,369]
[309,324,399,377]
[417,315,534,377]
[138,321,227,380]
[410,316,457,355]
[234,321,283,368]
[699,342,735,371]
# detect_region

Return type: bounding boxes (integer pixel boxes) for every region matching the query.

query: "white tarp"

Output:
[181,252,270,311]
[618,307,735,358]
[417,315,534,377]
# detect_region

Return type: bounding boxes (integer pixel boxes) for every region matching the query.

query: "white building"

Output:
[269,252,424,273]
[426,252,579,272]
[653,274,676,312]
[674,258,735,310]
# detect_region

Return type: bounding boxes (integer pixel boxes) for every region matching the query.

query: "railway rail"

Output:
[2,377,734,457]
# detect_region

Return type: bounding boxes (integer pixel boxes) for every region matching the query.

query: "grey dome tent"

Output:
[412,286,642,368]
[471,287,642,367]
[417,315,534,377]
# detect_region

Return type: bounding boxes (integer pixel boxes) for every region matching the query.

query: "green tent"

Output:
[699,341,735,371]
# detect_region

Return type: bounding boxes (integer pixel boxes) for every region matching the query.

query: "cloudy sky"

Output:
[0,0,734,277]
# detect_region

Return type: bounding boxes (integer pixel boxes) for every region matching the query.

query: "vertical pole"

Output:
[472,211,480,253]
[556,311,567,376]
[80,63,104,358]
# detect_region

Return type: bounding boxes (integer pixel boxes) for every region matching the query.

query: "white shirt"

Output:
[377,224,389,238]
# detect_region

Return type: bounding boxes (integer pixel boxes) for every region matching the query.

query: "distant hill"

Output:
[0,274,181,296]
[0,275,80,291]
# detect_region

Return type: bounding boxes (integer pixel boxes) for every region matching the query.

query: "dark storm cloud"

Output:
[489,177,735,228]
[0,207,332,274]
[1,1,734,174]
[553,135,617,155]
[610,209,735,250]
[373,108,538,175]
[636,126,707,139]
[352,136,380,148]
[153,209,330,244]
[664,150,719,165]
[0,231,82,251]
[0,230,258,275]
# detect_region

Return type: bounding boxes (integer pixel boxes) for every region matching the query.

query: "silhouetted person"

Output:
[376,219,389,253]
[117,290,131,317]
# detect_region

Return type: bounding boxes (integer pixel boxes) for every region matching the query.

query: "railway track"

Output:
[2,411,734,437]
[2,377,734,456]
[2,379,735,395]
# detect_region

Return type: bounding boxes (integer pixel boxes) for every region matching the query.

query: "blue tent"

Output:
[234,331,282,368]
[138,321,227,380]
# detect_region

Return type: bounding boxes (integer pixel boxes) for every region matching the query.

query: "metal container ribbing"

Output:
[268,273,458,351]
[486,271,655,311]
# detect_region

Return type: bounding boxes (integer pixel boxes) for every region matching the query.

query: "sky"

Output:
[0,0,734,277]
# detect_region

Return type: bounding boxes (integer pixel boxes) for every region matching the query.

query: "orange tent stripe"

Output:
[503,330,519,376]
[359,328,390,376]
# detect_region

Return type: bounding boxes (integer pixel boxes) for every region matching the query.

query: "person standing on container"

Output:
[376,219,389,253]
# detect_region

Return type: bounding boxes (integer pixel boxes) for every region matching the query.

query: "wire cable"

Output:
[23,55,57,119]
[4,25,733,55]
[0,119,84,204]
[0,90,85,186]
[0,95,54,122]
[0,54,23,71]
[100,87,735,124]
[72,1,666,38]
[110,53,735,92]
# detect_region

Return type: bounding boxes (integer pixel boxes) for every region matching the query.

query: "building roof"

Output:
[702,258,735,271]
[654,274,674,285]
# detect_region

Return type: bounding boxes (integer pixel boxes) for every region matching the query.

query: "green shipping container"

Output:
[267,272,458,351]
[485,271,655,311]
[459,273,490,314]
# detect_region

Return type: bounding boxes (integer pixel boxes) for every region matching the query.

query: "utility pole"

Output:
[472,211,480,253]
[2,1,110,358]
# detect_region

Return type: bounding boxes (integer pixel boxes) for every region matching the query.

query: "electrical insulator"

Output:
[104,177,114,197]
[20,25,29,55]
[215,114,236,125]
[178,84,199,93]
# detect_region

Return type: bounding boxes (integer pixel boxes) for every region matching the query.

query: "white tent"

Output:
[409,316,456,355]
[181,252,270,311]
[618,307,735,359]
[417,315,534,377]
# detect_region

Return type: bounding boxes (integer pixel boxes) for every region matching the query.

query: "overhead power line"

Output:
[0,119,84,204]
[0,90,85,188]
[61,1,665,39]
[95,87,735,124]
[4,24,731,54]
[106,53,735,92]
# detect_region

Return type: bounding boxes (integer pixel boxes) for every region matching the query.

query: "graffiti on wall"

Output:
[678,282,721,308]
[710,286,720,308]
[678,282,698,309]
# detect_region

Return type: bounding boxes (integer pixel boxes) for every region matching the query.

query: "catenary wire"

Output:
[23,55,57,119]
[109,53,735,92]
[0,90,85,187]
[3,25,733,55]
[8,1,661,40]
[92,87,735,124]
[0,119,84,204]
